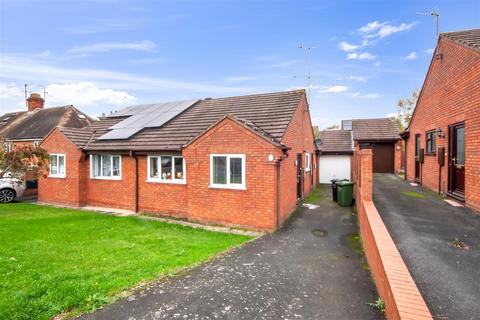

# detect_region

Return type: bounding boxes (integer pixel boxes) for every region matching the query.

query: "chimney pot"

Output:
[27,93,44,112]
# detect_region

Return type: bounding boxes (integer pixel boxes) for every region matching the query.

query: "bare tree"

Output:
[313,125,321,138]
[326,124,340,130]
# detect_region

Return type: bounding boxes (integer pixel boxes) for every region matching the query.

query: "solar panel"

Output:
[98,99,198,140]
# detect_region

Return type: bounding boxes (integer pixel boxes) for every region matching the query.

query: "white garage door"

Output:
[319,155,351,184]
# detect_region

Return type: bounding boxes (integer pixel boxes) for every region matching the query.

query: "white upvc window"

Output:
[147,155,185,184]
[49,154,66,178]
[305,153,311,172]
[33,141,41,148]
[90,154,121,180]
[4,142,12,152]
[210,154,246,190]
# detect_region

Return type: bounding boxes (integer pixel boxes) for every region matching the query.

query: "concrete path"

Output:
[80,186,380,320]
[373,174,480,320]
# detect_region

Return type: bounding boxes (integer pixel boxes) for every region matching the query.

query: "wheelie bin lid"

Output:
[336,180,355,186]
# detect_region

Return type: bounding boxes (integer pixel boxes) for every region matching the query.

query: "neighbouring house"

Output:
[0,93,94,193]
[315,118,401,183]
[38,90,318,231]
[402,29,480,212]
[316,130,353,183]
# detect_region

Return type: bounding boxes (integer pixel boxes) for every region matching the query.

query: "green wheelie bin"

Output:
[336,181,355,207]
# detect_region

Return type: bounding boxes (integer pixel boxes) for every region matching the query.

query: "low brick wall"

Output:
[354,147,432,320]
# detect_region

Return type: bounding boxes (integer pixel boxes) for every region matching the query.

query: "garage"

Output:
[316,130,353,184]
[372,143,395,173]
[319,155,351,183]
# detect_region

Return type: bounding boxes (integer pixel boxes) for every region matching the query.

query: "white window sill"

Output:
[90,176,122,181]
[48,175,66,179]
[146,179,186,185]
[209,184,247,191]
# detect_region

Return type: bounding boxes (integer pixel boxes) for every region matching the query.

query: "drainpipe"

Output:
[130,151,139,213]
[274,151,288,231]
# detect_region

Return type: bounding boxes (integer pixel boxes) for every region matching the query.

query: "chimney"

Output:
[27,93,44,112]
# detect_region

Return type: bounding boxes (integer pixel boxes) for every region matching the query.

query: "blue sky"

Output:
[0,0,479,128]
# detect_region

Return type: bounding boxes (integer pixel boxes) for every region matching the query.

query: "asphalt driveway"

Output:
[80,186,381,320]
[373,174,480,320]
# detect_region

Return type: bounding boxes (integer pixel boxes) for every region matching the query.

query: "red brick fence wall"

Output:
[354,147,433,320]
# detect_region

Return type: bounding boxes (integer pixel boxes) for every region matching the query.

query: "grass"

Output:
[0,204,252,320]
[401,191,426,199]
[303,186,323,204]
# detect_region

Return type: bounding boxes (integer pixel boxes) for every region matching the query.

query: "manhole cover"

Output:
[311,229,328,237]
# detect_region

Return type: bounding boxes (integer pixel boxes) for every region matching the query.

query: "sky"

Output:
[0,0,479,128]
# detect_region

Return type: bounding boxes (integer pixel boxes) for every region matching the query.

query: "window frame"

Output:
[49,154,66,178]
[147,155,186,184]
[4,142,12,152]
[90,154,122,180]
[305,153,311,172]
[209,154,246,190]
[425,130,436,155]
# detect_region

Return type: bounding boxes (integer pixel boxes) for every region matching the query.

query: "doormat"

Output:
[444,199,464,207]
[409,182,418,186]
[302,203,320,210]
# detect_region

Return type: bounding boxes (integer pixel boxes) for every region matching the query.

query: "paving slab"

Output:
[79,186,381,320]
[373,173,480,320]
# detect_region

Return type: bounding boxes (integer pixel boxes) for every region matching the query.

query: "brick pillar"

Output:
[359,147,373,202]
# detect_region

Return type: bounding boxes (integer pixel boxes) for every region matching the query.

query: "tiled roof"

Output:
[0,111,25,139]
[442,29,480,52]
[316,130,353,153]
[351,118,401,141]
[81,90,305,151]
[59,117,124,149]
[4,106,94,140]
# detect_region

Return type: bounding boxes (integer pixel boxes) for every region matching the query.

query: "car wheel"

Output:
[0,188,16,203]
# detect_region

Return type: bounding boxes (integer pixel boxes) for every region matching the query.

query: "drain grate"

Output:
[311,229,328,237]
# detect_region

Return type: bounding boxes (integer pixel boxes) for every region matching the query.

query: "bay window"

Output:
[49,154,66,178]
[90,154,121,179]
[210,154,246,189]
[148,155,185,183]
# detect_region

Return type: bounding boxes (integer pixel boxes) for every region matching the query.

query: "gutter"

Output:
[130,150,139,213]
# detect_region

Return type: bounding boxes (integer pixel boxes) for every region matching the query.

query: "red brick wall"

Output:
[38,129,84,206]
[394,141,402,174]
[138,155,188,217]
[278,94,317,221]
[84,155,136,211]
[183,117,283,230]
[406,38,480,211]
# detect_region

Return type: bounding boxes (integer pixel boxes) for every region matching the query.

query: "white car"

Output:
[0,177,26,203]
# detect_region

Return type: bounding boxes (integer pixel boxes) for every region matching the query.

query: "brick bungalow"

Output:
[402,29,480,212]
[1,93,93,194]
[38,90,318,231]
[315,118,401,183]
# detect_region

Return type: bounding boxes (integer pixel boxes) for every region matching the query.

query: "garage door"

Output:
[372,143,394,173]
[319,155,351,184]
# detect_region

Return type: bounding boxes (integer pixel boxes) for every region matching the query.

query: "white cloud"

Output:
[0,53,251,94]
[130,57,167,64]
[373,61,381,66]
[267,60,300,68]
[347,52,376,60]
[67,20,134,35]
[348,76,367,82]
[319,85,349,94]
[68,41,156,54]
[0,82,137,113]
[338,41,360,52]
[226,76,256,82]
[404,52,417,60]
[352,92,381,99]
[360,21,416,39]
[45,82,137,107]
[359,21,386,33]
[426,48,435,54]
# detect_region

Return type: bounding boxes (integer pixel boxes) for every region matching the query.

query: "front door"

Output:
[297,154,303,200]
[415,134,421,180]
[448,123,465,198]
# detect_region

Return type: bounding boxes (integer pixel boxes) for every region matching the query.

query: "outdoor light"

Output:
[436,128,445,138]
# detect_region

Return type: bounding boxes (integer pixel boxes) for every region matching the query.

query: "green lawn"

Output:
[0,204,252,320]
